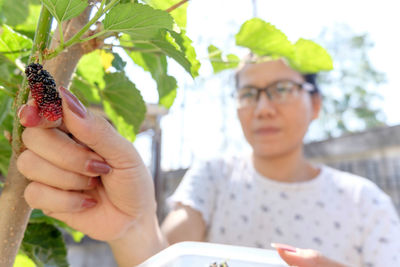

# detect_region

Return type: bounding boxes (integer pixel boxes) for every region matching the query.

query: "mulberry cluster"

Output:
[25,63,62,121]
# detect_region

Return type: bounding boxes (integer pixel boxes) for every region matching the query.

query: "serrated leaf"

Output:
[168,30,200,77]
[103,3,173,39]
[41,0,88,22]
[0,134,11,175]
[288,38,333,73]
[111,52,126,71]
[21,223,69,267]
[102,72,146,137]
[103,101,136,142]
[235,18,294,58]
[144,0,188,28]
[2,0,29,26]
[127,44,177,108]
[208,44,239,73]
[0,25,32,61]
[30,209,84,243]
[76,50,105,94]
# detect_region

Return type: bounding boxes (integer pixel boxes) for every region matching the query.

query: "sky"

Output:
[132,0,400,170]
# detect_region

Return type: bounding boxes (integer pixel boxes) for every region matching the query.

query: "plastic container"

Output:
[137,241,288,267]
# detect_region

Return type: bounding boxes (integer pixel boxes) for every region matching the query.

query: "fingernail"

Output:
[18,104,41,127]
[271,243,297,252]
[82,198,97,208]
[59,86,86,118]
[86,160,111,175]
[88,177,99,187]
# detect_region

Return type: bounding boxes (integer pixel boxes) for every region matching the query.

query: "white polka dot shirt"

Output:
[168,156,400,267]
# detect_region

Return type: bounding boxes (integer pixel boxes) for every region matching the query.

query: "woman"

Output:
[17,59,400,267]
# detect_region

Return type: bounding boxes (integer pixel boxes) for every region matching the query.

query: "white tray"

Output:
[137,241,288,267]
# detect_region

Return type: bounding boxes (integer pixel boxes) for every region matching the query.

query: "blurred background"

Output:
[133,0,400,170]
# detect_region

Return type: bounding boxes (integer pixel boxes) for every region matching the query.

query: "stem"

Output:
[45,0,120,60]
[165,0,189,12]
[58,22,64,49]
[0,5,53,267]
[79,30,106,43]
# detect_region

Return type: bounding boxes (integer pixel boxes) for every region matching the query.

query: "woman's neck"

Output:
[252,147,320,183]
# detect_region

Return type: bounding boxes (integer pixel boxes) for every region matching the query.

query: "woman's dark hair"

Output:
[303,73,320,94]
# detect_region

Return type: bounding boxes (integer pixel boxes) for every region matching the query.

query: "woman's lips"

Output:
[254,127,281,135]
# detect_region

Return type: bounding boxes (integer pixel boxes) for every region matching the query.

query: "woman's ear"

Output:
[311,93,322,120]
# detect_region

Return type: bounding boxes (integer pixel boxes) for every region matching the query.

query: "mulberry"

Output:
[25,63,62,121]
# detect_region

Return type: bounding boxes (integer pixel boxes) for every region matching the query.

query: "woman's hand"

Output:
[17,87,157,242]
[271,243,349,267]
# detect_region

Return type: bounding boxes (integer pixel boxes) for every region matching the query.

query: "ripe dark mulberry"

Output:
[25,63,62,121]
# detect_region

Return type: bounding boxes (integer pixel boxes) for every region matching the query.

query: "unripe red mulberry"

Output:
[25,63,62,121]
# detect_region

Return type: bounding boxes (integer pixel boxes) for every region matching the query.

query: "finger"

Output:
[18,99,62,128]
[17,150,99,190]
[22,127,111,177]
[273,244,322,267]
[24,182,97,213]
[59,86,143,168]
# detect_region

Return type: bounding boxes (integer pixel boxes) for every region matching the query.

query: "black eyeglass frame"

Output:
[233,80,317,104]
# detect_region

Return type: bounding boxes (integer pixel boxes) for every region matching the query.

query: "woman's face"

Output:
[236,60,321,158]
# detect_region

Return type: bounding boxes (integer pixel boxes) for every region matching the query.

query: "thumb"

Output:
[59,86,142,168]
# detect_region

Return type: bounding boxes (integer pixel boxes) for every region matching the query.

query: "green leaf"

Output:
[235,18,294,58]
[111,52,127,71]
[288,38,334,73]
[30,209,84,243]
[102,72,146,138]
[144,0,188,28]
[0,90,12,125]
[0,25,32,61]
[207,45,239,73]
[127,43,177,108]
[41,0,88,22]
[13,253,36,267]
[21,223,69,267]
[0,133,11,176]
[76,50,105,95]
[2,0,29,26]
[103,101,136,142]
[168,30,200,77]
[14,4,43,39]
[103,3,173,40]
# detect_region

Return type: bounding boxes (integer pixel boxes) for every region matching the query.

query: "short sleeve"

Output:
[359,186,400,267]
[167,159,225,225]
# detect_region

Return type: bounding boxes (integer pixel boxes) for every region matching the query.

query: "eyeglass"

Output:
[234,80,315,108]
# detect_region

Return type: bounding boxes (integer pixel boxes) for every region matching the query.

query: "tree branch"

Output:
[165,0,189,13]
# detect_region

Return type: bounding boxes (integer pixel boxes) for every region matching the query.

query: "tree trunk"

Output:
[0,5,94,266]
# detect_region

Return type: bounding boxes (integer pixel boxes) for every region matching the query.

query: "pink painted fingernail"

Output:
[271,243,297,252]
[59,86,86,118]
[82,198,97,208]
[86,160,111,175]
[88,177,99,187]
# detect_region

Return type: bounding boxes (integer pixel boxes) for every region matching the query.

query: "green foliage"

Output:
[1,0,29,26]
[0,25,32,61]
[20,223,69,267]
[315,24,386,138]
[236,18,294,59]
[102,72,146,140]
[13,253,36,267]
[144,0,188,28]
[41,0,88,22]
[288,38,333,73]
[208,45,239,74]
[103,3,173,39]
